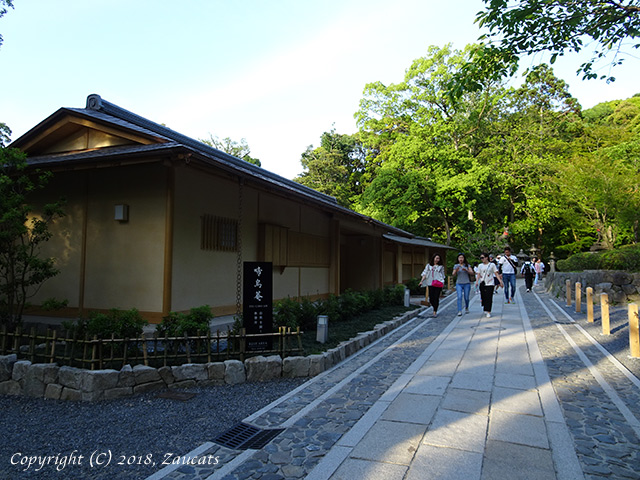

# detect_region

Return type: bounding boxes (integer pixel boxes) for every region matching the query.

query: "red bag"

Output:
[431,280,444,288]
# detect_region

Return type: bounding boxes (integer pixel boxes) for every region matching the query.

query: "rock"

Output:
[224,360,245,385]
[171,363,208,382]
[11,360,31,382]
[207,362,225,383]
[245,355,282,382]
[58,366,83,390]
[133,381,164,395]
[103,386,133,400]
[169,380,196,389]
[0,380,22,395]
[133,364,161,384]
[60,387,81,401]
[308,354,325,377]
[28,363,59,384]
[81,369,119,392]
[118,365,136,387]
[282,356,310,378]
[44,383,63,400]
[158,366,175,385]
[0,354,17,382]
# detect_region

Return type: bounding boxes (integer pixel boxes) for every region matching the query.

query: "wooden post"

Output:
[629,303,639,358]
[422,285,431,307]
[566,279,571,307]
[49,329,57,363]
[575,282,582,313]
[586,287,594,323]
[601,293,610,335]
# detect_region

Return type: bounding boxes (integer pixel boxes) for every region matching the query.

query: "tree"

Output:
[294,130,366,208]
[200,134,261,167]
[476,0,640,82]
[0,0,14,48]
[355,45,509,245]
[0,126,65,329]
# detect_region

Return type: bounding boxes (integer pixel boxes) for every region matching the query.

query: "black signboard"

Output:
[243,262,273,351]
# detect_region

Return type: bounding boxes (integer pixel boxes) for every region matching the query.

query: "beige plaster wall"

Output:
[82,165,166,312]
[31,164,167,313]
[171,166,250,313]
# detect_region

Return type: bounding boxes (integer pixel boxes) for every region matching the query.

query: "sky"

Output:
[1,0,638,179]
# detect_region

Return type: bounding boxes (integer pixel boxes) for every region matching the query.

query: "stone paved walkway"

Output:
[145,280,640,480]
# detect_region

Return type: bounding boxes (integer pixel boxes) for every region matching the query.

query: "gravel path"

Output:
[0,378,306,480]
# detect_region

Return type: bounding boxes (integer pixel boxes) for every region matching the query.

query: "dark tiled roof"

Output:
[83,94,340,208]
[13,94,416,238]
[25,142,183,167]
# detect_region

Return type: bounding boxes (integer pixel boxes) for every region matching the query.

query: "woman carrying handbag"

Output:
[476,253,503,318]
[420,254,445,317]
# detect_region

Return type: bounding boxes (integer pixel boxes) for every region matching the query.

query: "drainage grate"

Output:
[213,422,284,450]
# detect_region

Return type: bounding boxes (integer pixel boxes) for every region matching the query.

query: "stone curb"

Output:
[0,308,423,402]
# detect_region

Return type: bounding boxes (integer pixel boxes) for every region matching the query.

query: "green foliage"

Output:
[557,244,640,272]
[64,308,148,339]
[296,44,639,259]
[40,297,69,311]
[404,277,425,296]
[157,305,213,337]
[0,141,66,329]
[200,134,261,166]
[294,130,366,208]
[273,286,405,331]
[0,0,15,48]
[475,0,640,82]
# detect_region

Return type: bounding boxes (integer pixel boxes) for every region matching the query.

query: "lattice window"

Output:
[201,214,238,252]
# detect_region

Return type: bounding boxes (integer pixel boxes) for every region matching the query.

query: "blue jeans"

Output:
[456,282,471,312]
[503,273,516,300]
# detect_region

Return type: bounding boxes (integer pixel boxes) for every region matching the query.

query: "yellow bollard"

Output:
[575,282,582,313]
[629,303,639,358]
[566,279,572,307]
[601,293,610,335]
[587,287,594,323]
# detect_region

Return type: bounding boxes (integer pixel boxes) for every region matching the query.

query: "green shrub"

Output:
[316,294,342,323]
[273,286,406,330]
[157,305,213,337]
[64,308,147,339]
[557,252,600,272]
[557,244,640,272]
[273,297,301,329]
[405,277,425,296]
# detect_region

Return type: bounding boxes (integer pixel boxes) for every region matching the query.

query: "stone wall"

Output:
[0,309,422,402]
[544,270,640,304]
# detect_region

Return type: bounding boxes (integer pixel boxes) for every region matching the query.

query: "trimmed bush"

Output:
[157,305,213,337]
[63,308,147,339]
[273,285,406,330]
[557,244,640,272]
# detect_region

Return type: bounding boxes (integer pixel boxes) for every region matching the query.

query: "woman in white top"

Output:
[421,254,446,317]
[476,253,504,317]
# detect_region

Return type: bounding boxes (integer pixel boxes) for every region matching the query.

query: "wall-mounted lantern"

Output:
[114,204,129,222]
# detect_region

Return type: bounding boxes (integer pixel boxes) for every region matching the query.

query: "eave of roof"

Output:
[383,234,456,250]
[11,94,419,239]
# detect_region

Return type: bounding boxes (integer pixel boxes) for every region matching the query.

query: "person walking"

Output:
[534,257,545,285]
[421,254,445,317]
[476,253,503,317]
[521,258,535,292]
[489,254,500,294]
[452,253,474,316]
[498,247,518,304]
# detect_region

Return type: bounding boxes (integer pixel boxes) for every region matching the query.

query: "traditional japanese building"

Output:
[11,94,452,322]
